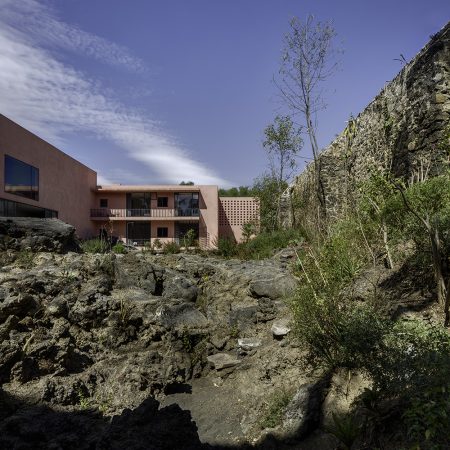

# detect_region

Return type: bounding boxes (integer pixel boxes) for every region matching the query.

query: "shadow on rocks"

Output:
[0,383,335,450]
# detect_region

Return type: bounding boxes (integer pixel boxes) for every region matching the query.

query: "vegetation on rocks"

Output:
[290,167,450,449]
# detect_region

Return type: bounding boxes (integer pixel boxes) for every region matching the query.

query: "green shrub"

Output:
[152,239,162,250]
[162,241,180,254]
[293,297,450,447]
[81,238,110,254]
[182,228,197,249]
[215,237,238,257]
[238,228,304,260]
[326,413,361,450]
[112,242,126,254]
[259,389,292,429]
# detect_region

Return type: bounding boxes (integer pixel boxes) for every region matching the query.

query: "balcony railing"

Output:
[90,208,200,218]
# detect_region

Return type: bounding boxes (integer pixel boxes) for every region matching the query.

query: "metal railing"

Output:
[90,208,200,218]
[124,236,210,249]
[126,238,181,247]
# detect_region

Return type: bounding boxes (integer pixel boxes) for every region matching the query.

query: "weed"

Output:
[326,413,361,449]
[162,241,180,254]
[259,389,292,429]
[77,388,91,410]
[15,249,34,268]
[81,238,110,254]
[112,242,126,254]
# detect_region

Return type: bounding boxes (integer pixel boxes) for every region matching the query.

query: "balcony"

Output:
[90,208,200,220]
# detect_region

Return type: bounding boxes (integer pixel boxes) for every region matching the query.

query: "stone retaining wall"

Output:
[283,21,450,226]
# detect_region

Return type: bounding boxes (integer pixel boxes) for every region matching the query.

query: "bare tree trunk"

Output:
[444,276,450,327]
[429,225,447,307]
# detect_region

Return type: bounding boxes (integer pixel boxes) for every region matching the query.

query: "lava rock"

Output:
[0,218,79,253]
[207,353,241,370]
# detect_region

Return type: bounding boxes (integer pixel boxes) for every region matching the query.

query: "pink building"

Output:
[0,114,259,247]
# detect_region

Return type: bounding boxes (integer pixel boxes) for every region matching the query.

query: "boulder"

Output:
[156,303,208,329]
[207,353,241,370]
[163,274,198,302]
[249,273,297,300]
[0,218,79,253]
[0,293,38,320]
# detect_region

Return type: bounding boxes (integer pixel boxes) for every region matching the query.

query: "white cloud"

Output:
[1,0,147,73]
[0,0,231,186]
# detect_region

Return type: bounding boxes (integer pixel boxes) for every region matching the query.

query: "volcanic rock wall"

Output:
[284,21,450,225]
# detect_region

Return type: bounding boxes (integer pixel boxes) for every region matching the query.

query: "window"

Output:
[127,192,151,209]
[0,198,57,218]
[157,196,168,207]
[175,192,199,216]
[157,227,168,238]
[100,198,108,208]
[4,155,39,201]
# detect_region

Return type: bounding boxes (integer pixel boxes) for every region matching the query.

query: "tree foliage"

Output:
[218,186,253,197]
[275,15,340,211]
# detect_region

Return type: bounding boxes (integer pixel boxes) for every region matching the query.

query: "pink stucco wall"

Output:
[0,114,97,238]
[95,185,219,248]
[0,115,253,248]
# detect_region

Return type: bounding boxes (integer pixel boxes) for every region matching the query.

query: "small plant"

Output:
[162,241,180,254]
[326,413,361,450]
[81,238,109,254]
[112,242,126,254]
[182,228,197,249]
[15,249,35,268]
[241,221,257,243]
[229,325,240,339]
[76,387,91,410]
[59,267,78,282]
[118,294,132,325]
[259,389,292,429]
[152,239,162,251]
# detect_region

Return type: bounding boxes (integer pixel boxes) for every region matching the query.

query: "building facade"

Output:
[0,114,259,247]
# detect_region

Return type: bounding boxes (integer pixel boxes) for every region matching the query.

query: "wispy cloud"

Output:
[0,0,231,186]
[1,0,147,73]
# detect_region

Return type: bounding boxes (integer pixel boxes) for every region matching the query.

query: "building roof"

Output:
[96,184,216,193]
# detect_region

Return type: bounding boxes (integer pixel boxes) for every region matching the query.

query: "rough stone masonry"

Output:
[282,21,450,225]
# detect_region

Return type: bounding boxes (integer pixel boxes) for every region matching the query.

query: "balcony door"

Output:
[174,193,199,216]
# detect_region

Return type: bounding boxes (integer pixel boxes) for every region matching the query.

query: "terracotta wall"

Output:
[219,197,260,242]
[0,114,97,238]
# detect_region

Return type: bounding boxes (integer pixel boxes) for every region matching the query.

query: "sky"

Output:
[0,0,448,187]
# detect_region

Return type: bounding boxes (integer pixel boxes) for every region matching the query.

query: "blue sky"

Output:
[0,0,448,187]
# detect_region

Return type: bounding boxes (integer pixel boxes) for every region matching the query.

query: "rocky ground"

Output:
[0,218,439,450]
[0,218,341,449]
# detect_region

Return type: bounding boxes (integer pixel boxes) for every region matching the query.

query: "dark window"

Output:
[175,222,199,240]
[174,193,199,216]
[157,196,168,207]
[100,198,108,208]
[126,192,151,210]
[0,198,57,218]
[4,155,39,201]
[157,227,168,238]
[126,221,151,245]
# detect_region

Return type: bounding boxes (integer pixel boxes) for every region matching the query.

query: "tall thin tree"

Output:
[275,15,340,213]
